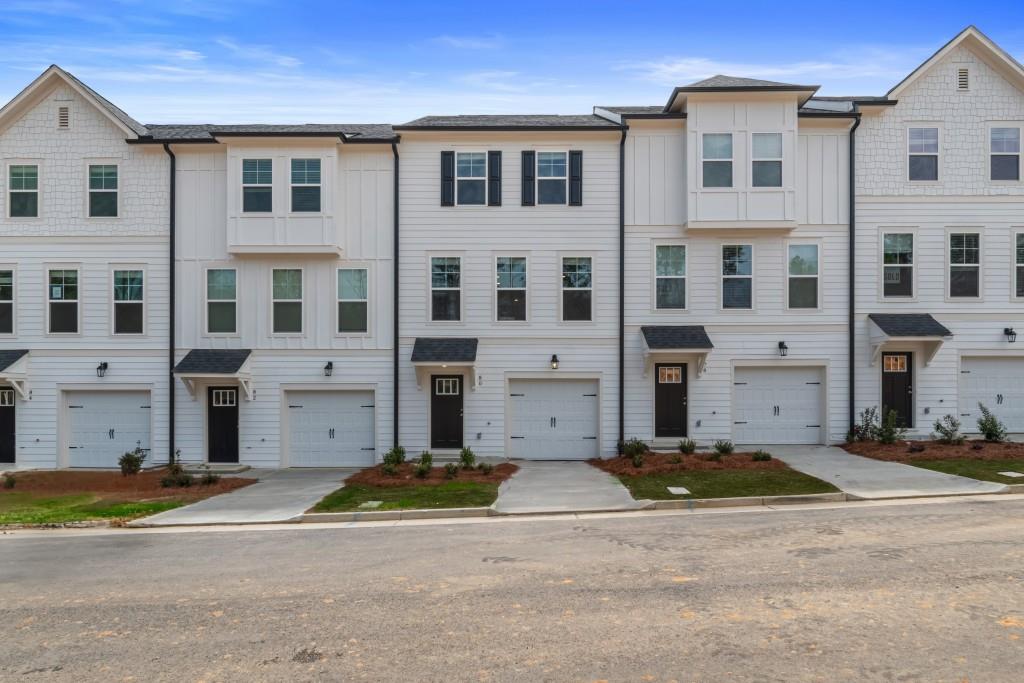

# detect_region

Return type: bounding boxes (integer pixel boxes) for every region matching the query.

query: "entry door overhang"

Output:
[867,314,952,367]
[173,349,254,400]
[641,326,713,377]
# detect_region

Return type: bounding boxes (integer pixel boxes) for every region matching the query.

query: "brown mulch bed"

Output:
[590,451,788,476]
[345,462,519,488]
[842,440,1024,462]
[0,468,254,501]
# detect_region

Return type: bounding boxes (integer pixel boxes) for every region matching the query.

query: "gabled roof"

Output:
[138,123,396,143]
[0,350,29,373]
[888,25,1024,98]
[411,338,479,363]
[641,326,714,350]
[395,114,622,131]
[664,74,820,111]
[867,314,952,338]
[174,349,252,374]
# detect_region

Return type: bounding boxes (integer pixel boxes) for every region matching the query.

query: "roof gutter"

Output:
[162,143,176,464]
[391,141,400,449]
[848,113,861,433]
[618,126,627,453]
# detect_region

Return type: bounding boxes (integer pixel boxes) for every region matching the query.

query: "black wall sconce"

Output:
[96,362,108,378]
[1006,328,1017,343]
[550,354,559,370]
[324,361,334,377]
[777,341,788,357]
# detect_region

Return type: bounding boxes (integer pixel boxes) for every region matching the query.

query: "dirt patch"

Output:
[345,462,518,488]
[842,440,1024,462]
[590,451,788,477]
[0,468,254,501]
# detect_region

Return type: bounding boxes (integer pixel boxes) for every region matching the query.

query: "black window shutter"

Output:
[569,150,583,206]
[521,150,535,206]
[487,151,502,206]
[441,151,455,206]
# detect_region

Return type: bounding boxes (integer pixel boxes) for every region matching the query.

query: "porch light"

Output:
[96,362,108,378]
[777,342,789,357]
[1006,328,1017,343]
[324,361,334,377]
[550,354,560,370]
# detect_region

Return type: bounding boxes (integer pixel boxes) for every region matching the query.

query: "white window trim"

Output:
[785,241,822,312]
[6,161,41,220]
[494,254,529,323]
[652,242,687,312]
[85,161,120,218]
[0,264,15,337]
[428,254,463,324]
[880,229,917,302]
[204,266,239,337]
[701,132,733,190]
[336,265,371,336]
[906,125,941,183]
[945,229,983,302]
[535,150,569,206]
[270,267,304,336]
[559,253,595,323]
[720,243,755,312]
[241,158,273,213]
[454,150,488,207]
[988,123,1022,184]
[1015,229,1024,302]
[45,264,81,337]
[110,265,147,336]
[289,157,322,215]
[750,132,783,189]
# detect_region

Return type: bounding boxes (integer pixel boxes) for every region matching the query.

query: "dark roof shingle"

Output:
[641,326,714,350]
[395,114,621,130]
[140,123,395,143]
[684,75,818,90]
[174,349,252,374]
[411,338,479,363]
[0,349,29,372]
[868,314,952,338]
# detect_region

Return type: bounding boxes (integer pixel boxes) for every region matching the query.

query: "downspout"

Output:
[391,140,400,448]
[847,114,861,433]
[163,143,176,464]
[618,126,627,453]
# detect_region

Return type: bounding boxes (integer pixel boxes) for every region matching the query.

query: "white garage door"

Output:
[733,367,824,444]
[287,391,375,467]
[67,391,151,468]
[958,357,1024,432]
[507,379,599,460]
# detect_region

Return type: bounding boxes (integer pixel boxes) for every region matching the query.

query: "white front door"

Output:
[67,391,151,468]
[287,391,375,467]
[733,367,824,444]
[507,379,599,460]
[958,357,1024,432]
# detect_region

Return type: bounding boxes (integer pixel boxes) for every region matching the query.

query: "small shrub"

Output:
[382,446,406,467]
[631,452,645,468]
[668,453,683,464]
[907,442,925,454]
[971,442,985,451]
[419,451,433,468]
[705,452,722,463]
[932,415,965,445]
[712,440,734,455]
[444,463,459,479]
[414,463,430,479]
[199,464,220,486]
[160,463,194,488]
[849,406,881,442]
[877,409,907,445]
[118,447,146,476]
[380,463,398,476]
[479,462,494,475]
[621,438,648,458]
[752,450,772,462]
[2,473,15,489]
[678,438,696,454]
[459,447,476,470]
[977,403,1008,443]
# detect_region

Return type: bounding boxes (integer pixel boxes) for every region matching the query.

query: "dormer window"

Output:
[751,133,782,187]
[702,134,732,188]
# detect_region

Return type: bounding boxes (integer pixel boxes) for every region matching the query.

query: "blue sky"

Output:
[1,1,1023,124]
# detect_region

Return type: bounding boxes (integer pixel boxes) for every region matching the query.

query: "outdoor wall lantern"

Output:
[777,342,789,357]
[1006,328,1017,343]
[96,362,108,378]
[324,361,334,377]
[550,354,560,370]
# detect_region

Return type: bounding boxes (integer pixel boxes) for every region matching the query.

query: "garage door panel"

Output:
[734,367,823,445]
[959,358,1024,432]
[508,379,599,460]
[288,391,374,467]
[68,391,151,468]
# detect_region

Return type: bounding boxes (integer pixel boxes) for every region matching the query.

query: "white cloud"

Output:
[433,34,503,50]
[215,38,301,68]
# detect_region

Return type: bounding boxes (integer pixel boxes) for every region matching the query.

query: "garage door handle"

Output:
[109,428,115,439]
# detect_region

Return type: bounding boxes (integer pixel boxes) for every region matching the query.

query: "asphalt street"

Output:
[2,498,1024,682]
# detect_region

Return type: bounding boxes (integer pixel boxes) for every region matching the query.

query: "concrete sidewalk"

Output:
[132,468,354,526]
[493,460,645,514]
[763,445,1008,499]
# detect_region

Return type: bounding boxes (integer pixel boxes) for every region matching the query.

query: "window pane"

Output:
[1018,233,1024,265]
[883,266,913,297]
[89,191,117,217]
[752,133,782,158]
[207,270,236,300]
[0,303,11,334]
[909,128,938,153]
[789,278,817,308]
[538,178,566,204]
[883,234,913,264]
[49,302,77,333]
[0,271,11,301]
[88,165,118,190]
[950,233,980,265]
[656,278,685,309]
[722,245,752,276]
[752,160,782,187]
[950,267,979,298]
[339,269,368,300]
[114,302,144,334]
[9,192,37,218]
[291,186,320,212]
[497,290,526,321]
[702,133,732,159]
[562,257,592,288]
[1018,266,1024,298]
[655,245,685,276]
[909,155,938,181]
[991,128,1020,153]
[208,302,236,333]
[273,302,302,333]
[49,270,77,300]
[272,270,302,299]
[431,290,460,321]
[290,158,320,184]
[722,278,752,309]
[702,161,732,188]
[242,159,272,184]
[456,178,485,205]
[537,152,567,177]
[496,257,527,289]
[9,165,38,190]
[562,290,591,321]
[788,245,818,275]
[991,155,1019,181]
[456,152,486,178]
[431,257,460,288]
[113,270,143,301]
[338,301,368,333]
[243,187,272,212]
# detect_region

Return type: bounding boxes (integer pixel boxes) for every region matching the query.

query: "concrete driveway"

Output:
[493,460,645,514]
[132,468,354,526]
[762,445,1008,499]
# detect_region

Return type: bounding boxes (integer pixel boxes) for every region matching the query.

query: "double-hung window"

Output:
[456,152,486,205]
[206,269,237,334]
[702,134,733,188]
[338,268,369,333]
[752,133,783,187]
[949,233,980,298]
[561,256,592,321]
[787,244,819,309]
[1016,233,1024,299]
[290,159,321,212]
[991,127,1021,181]
[112,269,144,334]
[0,270,12,334]
[430,257,461,322]
[271,269,302,334]
[883,233,914,298]
[8,165,38,217]
[48,269,78,334]
[537,152,567,204]
[908,128,939,181]
[655,245,686,310]
[496,256,527,321]
[242,159,272,212]
[88,164,118,217]
[722,245,752,309]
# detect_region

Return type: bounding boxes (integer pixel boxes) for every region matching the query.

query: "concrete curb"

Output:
[649,492,849,509]
[301,507,494,523]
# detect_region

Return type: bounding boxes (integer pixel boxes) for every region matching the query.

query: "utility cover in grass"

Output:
[358,500,383,509]
[997,471,1024,478]
[667,486,691,495]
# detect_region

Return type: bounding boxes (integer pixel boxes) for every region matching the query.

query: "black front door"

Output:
[881,352,914,428]
[431,375,463,449]
[207,387,239,463]
[0,389,14,464]
[654,364,687,438]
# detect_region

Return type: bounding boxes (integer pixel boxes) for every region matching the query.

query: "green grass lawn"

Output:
[0,492,183,525]
[312,482,500,512]
[619,469,840,500]
[907,458,1024,485]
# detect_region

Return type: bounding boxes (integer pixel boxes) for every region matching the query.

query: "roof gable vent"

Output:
[57,105,70,128]
[957,67,969,91]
